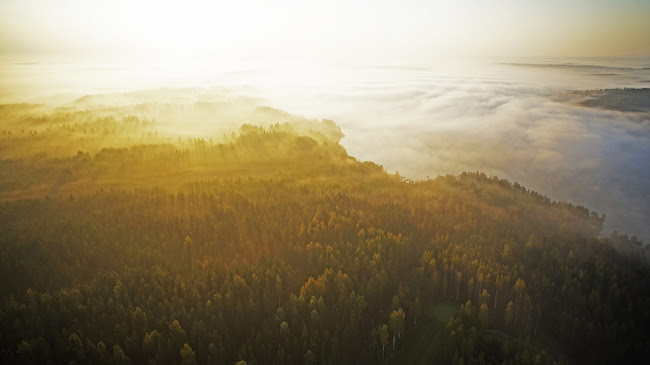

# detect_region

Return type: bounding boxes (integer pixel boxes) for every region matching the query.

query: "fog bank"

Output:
[1,58,648,242]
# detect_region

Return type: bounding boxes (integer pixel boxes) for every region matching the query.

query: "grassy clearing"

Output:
[388,301,459,365]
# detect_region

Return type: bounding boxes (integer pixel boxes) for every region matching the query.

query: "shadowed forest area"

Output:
[1,104,649,364]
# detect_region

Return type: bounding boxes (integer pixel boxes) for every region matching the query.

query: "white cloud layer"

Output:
[253,60,650,242]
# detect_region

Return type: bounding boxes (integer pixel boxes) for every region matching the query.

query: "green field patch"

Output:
[388,301,459,365]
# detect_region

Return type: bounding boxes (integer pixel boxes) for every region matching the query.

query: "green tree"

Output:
[505,301,514,332]
[413,296,422,326]
[96,342,110,364]
[479,303,489,329]
[379,324,389,359]
[275,275,283,308]
[180,343,197,365]
[389,308,406,350]
[304,349,316,364]
[112,345,129,365]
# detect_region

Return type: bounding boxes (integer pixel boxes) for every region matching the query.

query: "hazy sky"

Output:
[1,0,649,64]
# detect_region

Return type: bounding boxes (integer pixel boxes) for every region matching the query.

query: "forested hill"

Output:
[0,107,649,364]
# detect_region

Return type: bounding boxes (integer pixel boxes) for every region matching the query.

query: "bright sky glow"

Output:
[1,0,649,65]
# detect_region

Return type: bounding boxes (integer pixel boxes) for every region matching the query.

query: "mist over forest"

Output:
[1,58,650,364]
[3,59,648,242]
[1,0,650,361]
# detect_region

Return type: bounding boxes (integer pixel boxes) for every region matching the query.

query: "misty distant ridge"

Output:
[501,62,650,72]
[553,88,650,113]
[71,87,264,107]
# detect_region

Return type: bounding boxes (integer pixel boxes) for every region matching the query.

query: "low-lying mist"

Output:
[255,60,650,243]
[1,58,648,242]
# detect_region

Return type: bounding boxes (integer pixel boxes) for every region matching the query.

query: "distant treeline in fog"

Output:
[555,88,650,113]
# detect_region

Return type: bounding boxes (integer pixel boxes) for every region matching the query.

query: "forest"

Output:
[553,88,650,112]
[1,103,649,364]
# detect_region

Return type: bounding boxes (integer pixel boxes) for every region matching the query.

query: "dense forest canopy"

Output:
[1,103,649,364]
